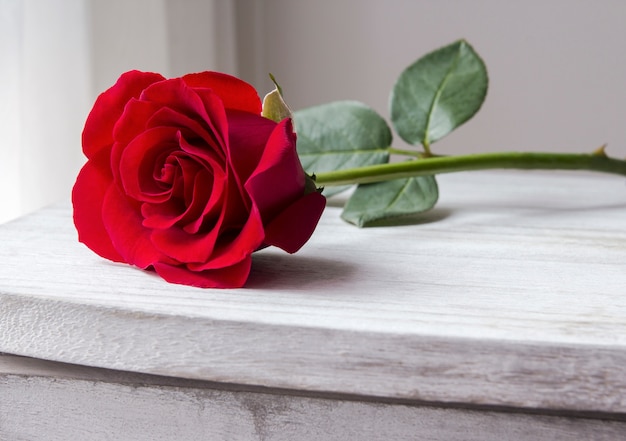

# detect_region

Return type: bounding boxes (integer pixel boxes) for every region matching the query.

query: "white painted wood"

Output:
[2,354,625,441]
[1,171,626,414]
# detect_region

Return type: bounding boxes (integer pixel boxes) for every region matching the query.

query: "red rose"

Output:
[72,70,325,288]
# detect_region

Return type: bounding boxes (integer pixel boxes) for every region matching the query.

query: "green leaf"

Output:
[341,175,439,227]
[294,101,391,196]
[390,39,488,148]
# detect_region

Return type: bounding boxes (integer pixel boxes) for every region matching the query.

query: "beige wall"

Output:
[237,0,626,157]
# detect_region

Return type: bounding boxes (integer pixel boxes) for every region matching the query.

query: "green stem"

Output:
[387,147,424,158]
[314,151,626,186]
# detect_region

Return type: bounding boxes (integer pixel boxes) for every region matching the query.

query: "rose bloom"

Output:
[72,70,325,288]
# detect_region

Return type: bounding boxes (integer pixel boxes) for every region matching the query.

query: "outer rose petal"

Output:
[263,191,326,254]
[226,110,277,185]
[101,185,165,269]
[151,225,220,264]
[112,98,162,145]
[153,258,251,288]
[187,206,265,271]
[182,71,262,115]
[245,119,306,222]
[72,148,124,262]
[83,71,164,158]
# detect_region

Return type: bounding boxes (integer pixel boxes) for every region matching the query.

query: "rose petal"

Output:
[83,71,164,158]
[211,167,252,234]
[151,221,220,264]
[118,127,179,201]
[141,199,183,230]
[187,206,265,271]
[102,185,165,269]
[153,258,252,288]
[72,148,124,262]
[146,107,224,159]
[244,119,306,223]
[149,166,251,263]
[182,71,262,115]
[110,99,166,186]
[226,110,277,186]
[181,165,226,234]
[139,78,230,154]
[141,154,225,233]
[112,98,162,145]
[263,191,326,253]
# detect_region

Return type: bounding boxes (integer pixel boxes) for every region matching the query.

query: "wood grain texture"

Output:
[2,354,626,441]
[1,171,626,414]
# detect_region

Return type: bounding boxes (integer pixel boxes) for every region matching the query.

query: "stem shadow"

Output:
[356,207,453,227]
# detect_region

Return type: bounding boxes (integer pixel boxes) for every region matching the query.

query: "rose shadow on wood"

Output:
[246,253,357,291]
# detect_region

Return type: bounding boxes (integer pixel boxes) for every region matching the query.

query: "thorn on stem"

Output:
[592,144,608,157]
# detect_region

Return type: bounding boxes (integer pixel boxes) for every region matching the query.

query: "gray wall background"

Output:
[236,0,626,157]
[2,0,626,223]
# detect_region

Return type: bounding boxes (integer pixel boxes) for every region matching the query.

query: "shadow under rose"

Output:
[245,252,357,291]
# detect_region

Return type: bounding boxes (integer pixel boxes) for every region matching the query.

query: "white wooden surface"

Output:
[3,354,626,441]
[2,171,626,416]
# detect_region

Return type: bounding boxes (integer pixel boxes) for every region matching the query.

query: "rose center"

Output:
[159,162,176,185]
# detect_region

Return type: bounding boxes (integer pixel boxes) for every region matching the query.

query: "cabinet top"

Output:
[2,171,626,413]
